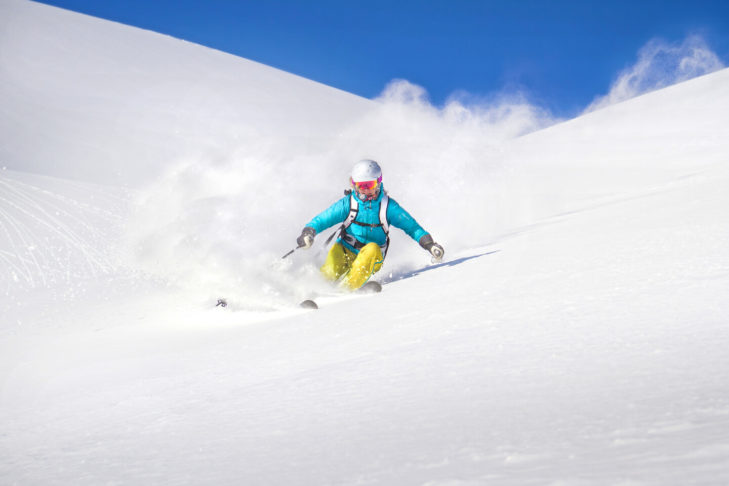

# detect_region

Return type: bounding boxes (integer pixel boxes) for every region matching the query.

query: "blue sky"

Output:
[38,0,729,117]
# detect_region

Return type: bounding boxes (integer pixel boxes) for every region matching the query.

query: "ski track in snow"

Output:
[0,172,127,294]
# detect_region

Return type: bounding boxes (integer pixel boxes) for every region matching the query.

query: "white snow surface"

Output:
[2,2,729,485]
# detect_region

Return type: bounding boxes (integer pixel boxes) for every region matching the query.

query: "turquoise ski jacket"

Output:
[306,185,429,254]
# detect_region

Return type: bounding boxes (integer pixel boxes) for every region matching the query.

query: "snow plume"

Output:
[125,79,555,305]
[334,80,555,258]
[377,80,552,141]
[586,35,724,112]
[125,140,342,308]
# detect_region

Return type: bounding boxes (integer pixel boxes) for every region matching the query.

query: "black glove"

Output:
[297,227,316,249]
[419,234,444,262]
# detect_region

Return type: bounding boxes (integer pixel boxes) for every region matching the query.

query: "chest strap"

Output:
[339,194,390,258]
[328,193,390,258]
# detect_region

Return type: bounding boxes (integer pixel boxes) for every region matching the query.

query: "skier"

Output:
[296,159,444,291]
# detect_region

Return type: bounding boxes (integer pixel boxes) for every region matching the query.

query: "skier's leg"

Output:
[321,242,354,282]
[343,243,383,290]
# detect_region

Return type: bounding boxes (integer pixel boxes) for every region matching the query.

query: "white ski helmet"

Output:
[351,159,382,183]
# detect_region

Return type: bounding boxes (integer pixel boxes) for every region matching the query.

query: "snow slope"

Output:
[0,0,374,186]
[2,2,729,485]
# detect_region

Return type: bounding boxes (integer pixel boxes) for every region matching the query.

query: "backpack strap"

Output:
[344,193,359,229]
[379,194,390,234]
[324,194,358,246]
[379,194,390,258]
[338,193,360,247]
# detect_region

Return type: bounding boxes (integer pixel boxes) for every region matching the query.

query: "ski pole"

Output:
[282,245,303,259]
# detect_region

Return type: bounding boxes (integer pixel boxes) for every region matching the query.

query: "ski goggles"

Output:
[352,177,381,191]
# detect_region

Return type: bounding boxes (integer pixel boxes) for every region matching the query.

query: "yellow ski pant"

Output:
[321,242,383,290]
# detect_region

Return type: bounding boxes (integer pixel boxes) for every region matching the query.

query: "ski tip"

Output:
[300,299,319,310]
[359,281,382,293]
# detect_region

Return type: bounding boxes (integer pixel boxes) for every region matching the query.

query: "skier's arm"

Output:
[297,196,350,247]
[386,198,428,242]
[387,198,444,262]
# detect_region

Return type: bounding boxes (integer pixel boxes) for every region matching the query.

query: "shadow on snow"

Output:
[383,250,500,284]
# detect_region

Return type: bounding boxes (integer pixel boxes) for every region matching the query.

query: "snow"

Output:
[2,1,729,485]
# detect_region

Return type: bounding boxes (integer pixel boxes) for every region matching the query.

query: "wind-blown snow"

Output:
[585,35,725,112]
[2,2,729,485]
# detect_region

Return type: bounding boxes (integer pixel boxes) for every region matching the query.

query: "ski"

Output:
[216,297,319,310]
[298,281,382,309]
[359,281,382,293]
[299,299,319,310]
[217,281,381,311]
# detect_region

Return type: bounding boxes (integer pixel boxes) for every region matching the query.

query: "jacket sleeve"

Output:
[306,196,350,234]
[386,197,429,243]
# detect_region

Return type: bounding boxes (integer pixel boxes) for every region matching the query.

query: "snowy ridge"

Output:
[2,2,729,485]
[0,0,374,186]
